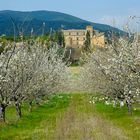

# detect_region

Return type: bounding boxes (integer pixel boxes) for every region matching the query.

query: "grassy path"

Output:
[0,93,140,140]
[52,94,129,140]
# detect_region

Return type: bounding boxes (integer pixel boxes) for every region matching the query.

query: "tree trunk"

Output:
[29,101,32,112]
[0,104,6,122]
[126,101,132,115]
[15,102,22,118]
[35,99,40,106]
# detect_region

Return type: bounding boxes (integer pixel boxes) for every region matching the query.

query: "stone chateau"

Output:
[62,26,105,48]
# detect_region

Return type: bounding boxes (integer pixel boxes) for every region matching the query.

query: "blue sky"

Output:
[0,0,140,29]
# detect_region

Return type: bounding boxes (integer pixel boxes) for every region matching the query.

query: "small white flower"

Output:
[133,108,137,111]
[120,101,124,107]
[105,101,110,105]
[89,101,92,104]
[92,101,95,104]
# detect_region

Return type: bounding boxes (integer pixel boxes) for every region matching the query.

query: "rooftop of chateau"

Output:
[62,26,93,31]
[62,29,86,32]
[62,29,104,36]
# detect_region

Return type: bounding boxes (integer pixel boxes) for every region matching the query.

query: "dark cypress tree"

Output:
[55,30,65,47]
[84,31,91,51]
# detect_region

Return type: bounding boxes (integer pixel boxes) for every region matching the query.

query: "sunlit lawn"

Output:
[0,93,140,140]
[0,93,71,140]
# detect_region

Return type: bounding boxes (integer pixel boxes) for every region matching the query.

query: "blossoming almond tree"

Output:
[0,44,17,121]
[80,37,140,114]
[0,42,68,121]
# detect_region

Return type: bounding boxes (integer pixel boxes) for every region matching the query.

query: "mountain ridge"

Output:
[0,10,125,36]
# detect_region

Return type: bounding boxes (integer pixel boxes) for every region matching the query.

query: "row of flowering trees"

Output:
[79,37,140,114]
[0,41,68,122]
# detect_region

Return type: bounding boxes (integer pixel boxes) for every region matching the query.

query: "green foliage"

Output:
[0,45,4,54]
[83,31,91,52]
[70,60,80,66]
[36,33,50,44]
[54,30,65,47]
[0,37,8,54]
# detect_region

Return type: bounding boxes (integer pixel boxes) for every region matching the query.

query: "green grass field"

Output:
[0,93,140,140]
[0,94,71,140]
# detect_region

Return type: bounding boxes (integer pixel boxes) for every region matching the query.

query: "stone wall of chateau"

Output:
[63,29,86,48]
[92,33,105,47]
[62,26,105,48]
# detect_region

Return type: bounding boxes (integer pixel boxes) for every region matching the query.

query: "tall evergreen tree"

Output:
[55,31,65,47]
[84,31,91,51]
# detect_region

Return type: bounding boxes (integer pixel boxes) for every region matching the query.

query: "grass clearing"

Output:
[68,66,81,77]
[0,93,140,140]
[95,102,140,139]
[0,93,71,140]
